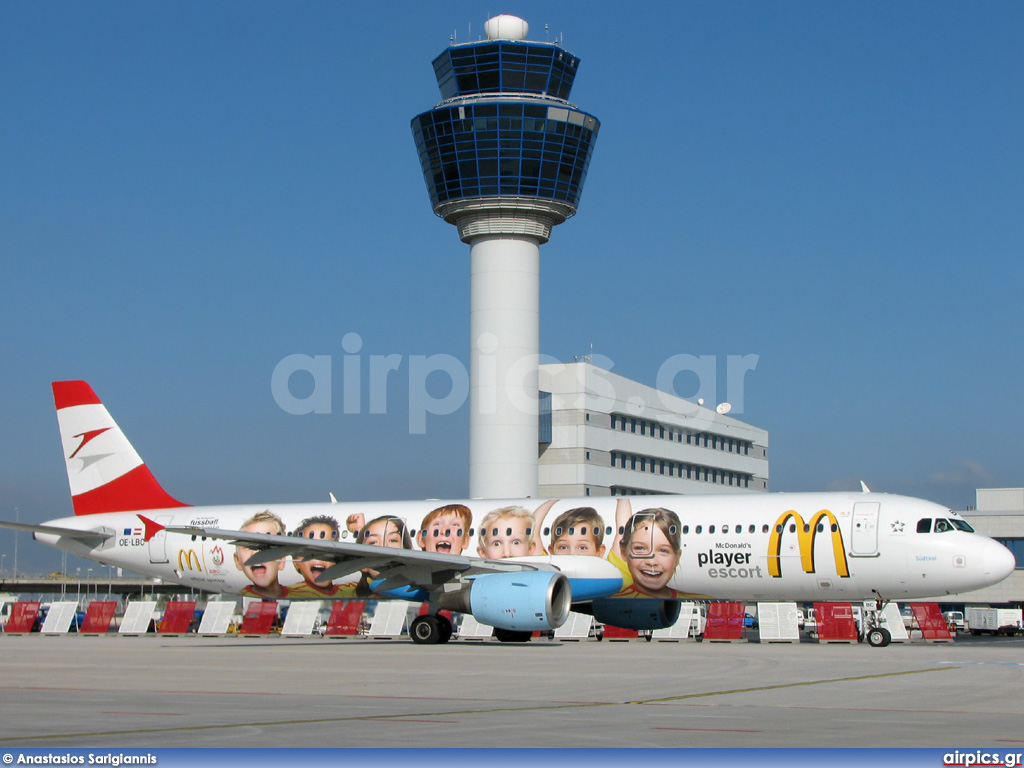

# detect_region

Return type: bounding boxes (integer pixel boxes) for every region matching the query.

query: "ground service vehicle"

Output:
[942,610,966,632]
[967,607,1023,636]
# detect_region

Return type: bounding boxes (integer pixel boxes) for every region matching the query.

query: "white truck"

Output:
[967,607,1023,636]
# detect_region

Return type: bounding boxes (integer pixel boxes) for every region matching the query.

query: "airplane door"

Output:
[624,513,657,560]
[148,515,175,564]
[851,503,879,556]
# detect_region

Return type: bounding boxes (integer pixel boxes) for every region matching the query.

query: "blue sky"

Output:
[1,2,1021,571]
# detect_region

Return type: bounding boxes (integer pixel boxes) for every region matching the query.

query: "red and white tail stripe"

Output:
[52,381,188,515]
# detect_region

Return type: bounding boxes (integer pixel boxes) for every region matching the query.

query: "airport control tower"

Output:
[412,14,600,499]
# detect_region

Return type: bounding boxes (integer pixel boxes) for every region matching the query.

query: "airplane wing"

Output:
[0,519,113,548]
[166,524,550,594]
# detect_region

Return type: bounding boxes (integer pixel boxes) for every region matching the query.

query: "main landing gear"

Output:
[410,613,454,645]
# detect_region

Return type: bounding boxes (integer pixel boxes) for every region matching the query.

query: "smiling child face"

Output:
[622,521,680,596]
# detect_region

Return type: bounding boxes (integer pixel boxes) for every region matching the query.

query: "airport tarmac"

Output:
[0,634,1022,748]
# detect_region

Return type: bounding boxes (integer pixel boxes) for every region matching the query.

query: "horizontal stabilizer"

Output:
[0,519,113,548]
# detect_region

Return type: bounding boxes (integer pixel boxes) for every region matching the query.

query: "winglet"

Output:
[860,481,872,493]
[136,514,166,542]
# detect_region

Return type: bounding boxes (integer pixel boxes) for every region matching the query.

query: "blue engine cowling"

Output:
[467,570,572,632]
[589,598,681,631]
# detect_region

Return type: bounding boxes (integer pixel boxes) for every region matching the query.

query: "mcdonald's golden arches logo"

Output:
[767,509,849,578]
[177,548,203,572]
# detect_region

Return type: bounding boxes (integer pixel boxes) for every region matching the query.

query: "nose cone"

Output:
[983,539,1016,584]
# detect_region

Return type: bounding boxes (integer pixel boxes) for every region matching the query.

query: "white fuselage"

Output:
[35,492,1012,604]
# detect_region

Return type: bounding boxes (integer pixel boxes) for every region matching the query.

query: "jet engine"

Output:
[439,570,571,632]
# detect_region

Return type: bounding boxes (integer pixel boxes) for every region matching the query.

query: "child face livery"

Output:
[234,518,284,587]
[294,522,339,585]
[551,527,605,557]
[362,518,406,549]
[625,521,679,594]
[419,512,470,554]
[479,517,531,559]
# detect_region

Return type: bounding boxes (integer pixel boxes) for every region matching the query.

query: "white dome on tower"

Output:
[484,14,528,41]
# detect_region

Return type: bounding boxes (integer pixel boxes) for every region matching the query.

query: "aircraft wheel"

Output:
[866,627,891,648]
[410,615,442,645]
[494,628,533,643]
[437,614,453,644]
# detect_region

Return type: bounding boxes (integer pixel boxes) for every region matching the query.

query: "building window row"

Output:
[610,486,659,497]
[609,413,753,456]
[609,451,753,489]
[995,538,1024,569]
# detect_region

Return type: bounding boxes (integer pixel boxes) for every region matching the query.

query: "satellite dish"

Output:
[716,402,732,415]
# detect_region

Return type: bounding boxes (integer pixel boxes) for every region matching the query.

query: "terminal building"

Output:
[538,361,770,498]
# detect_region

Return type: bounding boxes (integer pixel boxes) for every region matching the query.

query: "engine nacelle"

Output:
[589,598,681,631]
[441,570,571,632]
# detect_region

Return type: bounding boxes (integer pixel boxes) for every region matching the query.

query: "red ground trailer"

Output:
[238,601,278,635]
[814,602,858,642]
[159,601,196,634]
[602,625,640,640]
[324,601,365,636]
[80,601,117,634]
[910,602,952,640]
[703,602,745,640]
[3,602,41,633]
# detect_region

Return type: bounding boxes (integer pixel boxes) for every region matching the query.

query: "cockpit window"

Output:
[949,519,974,533]
[934,519,953,533]
[917,519,931,533]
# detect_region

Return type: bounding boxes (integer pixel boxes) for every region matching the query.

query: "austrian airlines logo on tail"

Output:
[68,428,111,460]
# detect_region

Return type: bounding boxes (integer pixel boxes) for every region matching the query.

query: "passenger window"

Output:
[763,524,770,534]
[749,525,755,534]
[722,525,729,533]
[682,525,689,534]
[709,525,715,534]
[917,519,931,533]
[696,525,702,534]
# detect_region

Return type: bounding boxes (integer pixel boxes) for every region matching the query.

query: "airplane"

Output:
[0,380,1014,647]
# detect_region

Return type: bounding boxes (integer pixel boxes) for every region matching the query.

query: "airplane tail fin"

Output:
[52,380,189,515]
